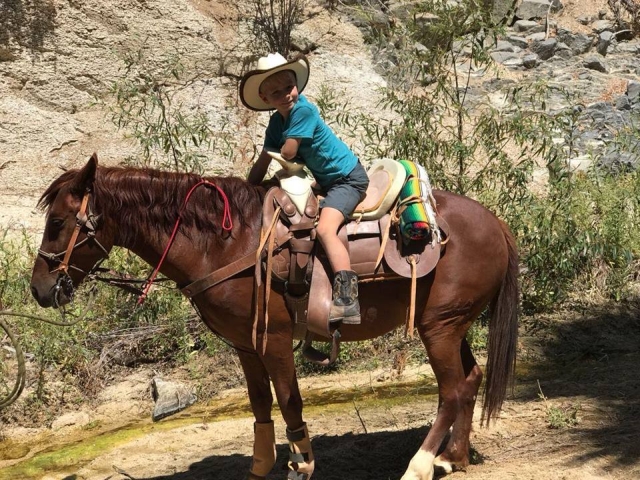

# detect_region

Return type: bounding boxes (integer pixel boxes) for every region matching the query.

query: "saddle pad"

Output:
[350,158,406,221]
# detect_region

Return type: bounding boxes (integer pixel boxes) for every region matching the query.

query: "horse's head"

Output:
[31,153,113,308]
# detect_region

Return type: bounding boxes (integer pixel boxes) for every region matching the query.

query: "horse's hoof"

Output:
[401,450,435,480]
[433,456,453,475]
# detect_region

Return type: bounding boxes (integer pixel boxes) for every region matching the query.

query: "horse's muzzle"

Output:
[31,275,72,308]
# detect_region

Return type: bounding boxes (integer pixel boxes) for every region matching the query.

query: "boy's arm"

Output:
[247,149,273,185]
[280,138,302,161]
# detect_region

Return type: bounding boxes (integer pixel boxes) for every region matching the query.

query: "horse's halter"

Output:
[38,190,110,306]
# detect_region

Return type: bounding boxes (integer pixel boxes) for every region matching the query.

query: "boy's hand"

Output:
[247,150,272,185]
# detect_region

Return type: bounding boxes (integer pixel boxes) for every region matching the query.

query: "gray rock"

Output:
[598,150,640,173]
[616,95,631,110]
[506,35,529,49]
[490,0,518,25]
[151,377,197,421]
[516,0,556,20]
[526,32,548,42]
[566,154,593,173]
[628,81,640,104]
[553,49,571,59]
[491,51,519,64]
[414,42,428,54]
[513,20,543,33]
[503,57,524,68]
[556,30,594,55]
[591,19,614,33]
[494,40,521,53]
[615,42,640,54]
[583,55,608,73]
[530,38,557,60]
[596,31,615,56]
[523,53,539,69]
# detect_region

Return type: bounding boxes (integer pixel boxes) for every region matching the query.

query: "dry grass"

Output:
[598,77,630,103]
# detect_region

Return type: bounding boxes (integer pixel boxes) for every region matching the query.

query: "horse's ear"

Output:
[74,153,98,193]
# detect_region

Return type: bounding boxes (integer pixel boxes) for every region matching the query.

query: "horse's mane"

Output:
[39,166,266,248]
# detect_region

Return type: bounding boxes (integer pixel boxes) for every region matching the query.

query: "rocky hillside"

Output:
[1,0,639,236]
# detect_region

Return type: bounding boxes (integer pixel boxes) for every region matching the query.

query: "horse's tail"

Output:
[481,219,519,425]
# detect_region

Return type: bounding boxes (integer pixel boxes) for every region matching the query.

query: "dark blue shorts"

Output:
[320,162,369,220]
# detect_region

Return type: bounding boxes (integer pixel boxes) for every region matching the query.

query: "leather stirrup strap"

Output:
[261,215,278,354]
[406,255,417,338]
[375,205,399,271]
[252,206,281,351]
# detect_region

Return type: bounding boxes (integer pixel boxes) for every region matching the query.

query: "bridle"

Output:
[37,189,110,306]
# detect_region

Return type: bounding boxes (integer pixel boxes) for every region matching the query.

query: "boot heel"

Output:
[341,314,361,325]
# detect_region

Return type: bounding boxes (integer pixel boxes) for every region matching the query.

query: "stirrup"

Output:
[301,329,341,366]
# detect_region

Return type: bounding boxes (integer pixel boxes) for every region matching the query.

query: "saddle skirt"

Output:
[260,159,448,341]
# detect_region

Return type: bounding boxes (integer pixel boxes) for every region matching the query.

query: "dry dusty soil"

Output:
[1,301,640,480]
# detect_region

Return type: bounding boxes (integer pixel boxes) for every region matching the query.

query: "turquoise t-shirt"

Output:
[264,94,358,189]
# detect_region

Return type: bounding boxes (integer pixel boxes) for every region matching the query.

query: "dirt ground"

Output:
[1,302,639,480]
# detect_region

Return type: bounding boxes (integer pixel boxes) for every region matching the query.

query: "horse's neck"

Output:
[110,204,257,288]
[98,171,264,285]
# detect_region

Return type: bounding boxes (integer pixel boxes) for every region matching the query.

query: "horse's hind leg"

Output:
[401,321,475,480]
[433,338,482,475]
[238,351,277,479]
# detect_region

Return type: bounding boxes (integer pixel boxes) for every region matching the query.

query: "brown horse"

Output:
[30,154,518,480]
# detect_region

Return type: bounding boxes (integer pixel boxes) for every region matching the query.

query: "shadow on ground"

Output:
[516,301,640,469]
[144,426,437,480]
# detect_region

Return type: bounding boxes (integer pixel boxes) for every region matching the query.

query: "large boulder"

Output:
[516,0,560,20]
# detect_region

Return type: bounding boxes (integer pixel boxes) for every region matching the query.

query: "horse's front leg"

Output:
[260,331,314,480]
[238,350,277,480]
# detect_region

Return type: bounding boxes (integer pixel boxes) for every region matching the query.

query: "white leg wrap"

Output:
[286,422,315,479]
[400,449,435,480]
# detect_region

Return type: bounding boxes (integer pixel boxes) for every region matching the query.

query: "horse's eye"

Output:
[49,218,65,229]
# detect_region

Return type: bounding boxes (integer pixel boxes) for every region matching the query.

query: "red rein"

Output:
[137,179,233,305]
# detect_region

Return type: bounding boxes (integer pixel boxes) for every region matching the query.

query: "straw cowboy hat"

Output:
[239,53,310,111]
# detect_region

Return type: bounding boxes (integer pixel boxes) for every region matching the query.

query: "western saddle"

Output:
[258,159,448,365]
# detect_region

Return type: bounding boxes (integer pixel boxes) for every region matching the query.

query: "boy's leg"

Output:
[316,207,350,272]
[316,207,361,324]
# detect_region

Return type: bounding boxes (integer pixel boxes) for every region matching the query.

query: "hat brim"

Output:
[239,55,310,111]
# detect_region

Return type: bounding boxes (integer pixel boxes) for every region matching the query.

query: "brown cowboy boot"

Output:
[329,270,361,325]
